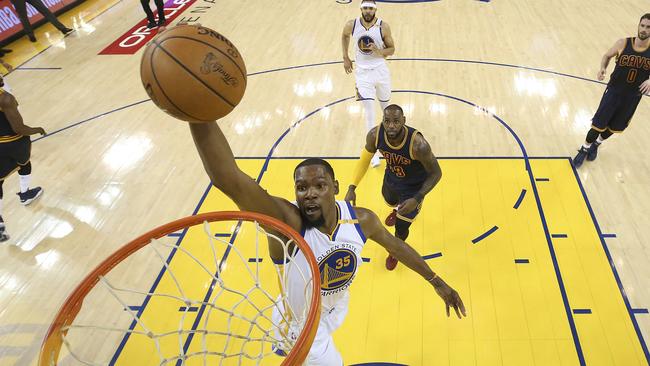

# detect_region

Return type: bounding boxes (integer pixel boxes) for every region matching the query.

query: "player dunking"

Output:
[189,121,464,365]
[345,105,442,271]
[342,0,395,168]
[573,14,650,167]
[0,75,46,242]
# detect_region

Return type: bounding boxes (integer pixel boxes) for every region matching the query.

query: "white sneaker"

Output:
[371,154,381,168]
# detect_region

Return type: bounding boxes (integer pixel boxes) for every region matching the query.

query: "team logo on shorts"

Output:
[357,36,375,55]
[318,248,357,291]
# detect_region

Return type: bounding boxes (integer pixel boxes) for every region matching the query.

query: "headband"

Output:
[360,2,377,9]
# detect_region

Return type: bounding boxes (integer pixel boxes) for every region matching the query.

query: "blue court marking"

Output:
[30,56,608,144]
[14,67,62,70]
[124,306,141,311]
[513,189,527,209]
[32,99,151,142]
[178,306,199,312]
[535,178,550,182]
[110,182,213,364]
[551,234,568,238]
[422,252,443,260]
[248,257,263,263]
[573,309,592,314]
[632,309,649,314]
[214,233,231,238]
[167,232,182,238]
[569,158,650,361]
[515,259,530,264]
[602,233,617,238]
[472,226,499,244]
[362,257,371,263]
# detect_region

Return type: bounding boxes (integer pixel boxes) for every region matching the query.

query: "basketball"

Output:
[140,24,247,123]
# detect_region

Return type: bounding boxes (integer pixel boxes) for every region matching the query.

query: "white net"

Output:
[46,217,319,366]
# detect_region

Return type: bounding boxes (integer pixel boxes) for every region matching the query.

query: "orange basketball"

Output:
[140,25,247,123]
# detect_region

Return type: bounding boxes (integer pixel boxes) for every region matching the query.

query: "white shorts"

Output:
[272,293,349,366]
[355,63,391,103]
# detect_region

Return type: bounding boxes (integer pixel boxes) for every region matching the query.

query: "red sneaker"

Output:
[385,209,397,226]
[385,255,398,270]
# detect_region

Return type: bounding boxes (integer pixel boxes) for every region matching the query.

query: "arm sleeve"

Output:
[352,148,374,187]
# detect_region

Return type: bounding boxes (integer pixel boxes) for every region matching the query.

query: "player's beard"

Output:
[299,208,326,229]
[639,31,649,40]
[362,13,375,23]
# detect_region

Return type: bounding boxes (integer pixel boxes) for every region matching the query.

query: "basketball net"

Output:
[40,212,320,365]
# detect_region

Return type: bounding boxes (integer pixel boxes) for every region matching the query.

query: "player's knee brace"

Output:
[586,128,600,143]
[395,219,411,240]
[600,130,613,140]
[18,162,31,175]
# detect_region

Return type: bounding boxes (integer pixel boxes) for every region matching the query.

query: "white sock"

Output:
[379,100,390,112]
[362,99,376,131]
[596,135,605,144]
[582,142,592,149]
[19,174,30,193]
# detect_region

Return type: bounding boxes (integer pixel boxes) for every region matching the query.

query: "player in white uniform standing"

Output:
[189,119,467,365]
[342,0,395,168]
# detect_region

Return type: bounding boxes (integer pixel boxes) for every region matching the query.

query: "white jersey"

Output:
[282,200,367,319]
[352,17,387,70]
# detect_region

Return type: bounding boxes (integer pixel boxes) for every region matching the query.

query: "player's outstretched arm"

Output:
[345,127,379,205]
[356,206,467,318]
[190,122,301,231]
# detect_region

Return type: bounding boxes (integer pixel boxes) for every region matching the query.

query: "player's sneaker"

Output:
[385,255,398,270]
[385,209,397,226]
[573,146,589,168]
[587,142,600,161]
[17,187,43,205]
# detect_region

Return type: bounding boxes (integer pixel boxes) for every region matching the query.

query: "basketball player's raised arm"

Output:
[398,134,441,216]
[344,127,378,205]
[0,94,45,136]
[341,20,354,74]
[598,38,626,81]
[356,207,466,318]
[189,123,301,231]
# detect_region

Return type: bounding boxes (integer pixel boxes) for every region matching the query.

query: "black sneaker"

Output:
[146,21,157,29]
[17,187,43,205]
[157,18,166,27]
[28,34,36,42]
[0,223,9,243]
[573,146,589,168]
[587,142,600,161]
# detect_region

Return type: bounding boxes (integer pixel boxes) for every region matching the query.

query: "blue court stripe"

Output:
[513,189,527,209]
[551,234,568,238]
[472,226,499,244]
[214,233,231,238]
[15,67,62,70]
[515,259,530,264]
[568,158,649,361]
[535,178,550,182]
[632,309,649,314]
[125,306,141,311]
[573,309,592,314]
[602,233,617,238]
[362,257,371,263]
[248,258,263,263]
[167,232,182,238]
[422,252,443,260]
[178,307,199,312]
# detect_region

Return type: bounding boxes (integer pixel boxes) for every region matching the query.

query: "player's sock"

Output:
[379,100,390,112]
[19,174,30,193]
[362,99,376,131]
